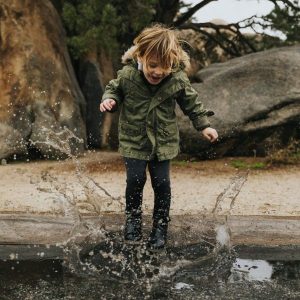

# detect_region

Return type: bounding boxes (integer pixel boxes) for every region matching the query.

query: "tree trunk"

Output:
[155,0,180,25]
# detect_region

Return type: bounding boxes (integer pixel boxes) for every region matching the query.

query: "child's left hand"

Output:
[201,127,218,143]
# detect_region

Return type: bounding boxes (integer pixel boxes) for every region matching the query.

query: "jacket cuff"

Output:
[102,93,121,104]
[192,116,211,131]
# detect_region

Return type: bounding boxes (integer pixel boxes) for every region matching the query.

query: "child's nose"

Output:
[153,68,163,76]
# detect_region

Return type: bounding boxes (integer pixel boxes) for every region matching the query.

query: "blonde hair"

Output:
[131,24,190,71]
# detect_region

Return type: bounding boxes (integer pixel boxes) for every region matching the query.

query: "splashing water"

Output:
[27,126,235,290]
[28,127,124,267]
[216,224,231,249]
[4,127,299,299]
[29,126,82,157]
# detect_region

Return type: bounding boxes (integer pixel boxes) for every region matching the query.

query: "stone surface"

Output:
[178,45,300,157]
[78,59,104,148]
[0,0,86,160]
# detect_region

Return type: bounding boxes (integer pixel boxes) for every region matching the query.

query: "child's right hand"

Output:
[201,127,218,143]
[100,99,116,112]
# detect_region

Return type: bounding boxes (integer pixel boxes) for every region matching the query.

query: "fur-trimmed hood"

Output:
[121,46,137,65]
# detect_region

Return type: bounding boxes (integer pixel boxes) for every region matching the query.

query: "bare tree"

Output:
[154,0,299,57]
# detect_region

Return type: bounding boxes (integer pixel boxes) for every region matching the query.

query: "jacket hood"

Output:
[121,46,136,65]
[121,46,137,65]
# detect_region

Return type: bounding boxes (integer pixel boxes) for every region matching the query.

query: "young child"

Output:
[100,24,218,249]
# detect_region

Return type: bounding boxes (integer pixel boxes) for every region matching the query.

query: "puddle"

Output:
[230,258,273,282]
[0,259,64,299]
[1,243,300,299]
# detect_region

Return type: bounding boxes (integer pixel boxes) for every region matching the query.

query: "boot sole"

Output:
[147,242,166,251]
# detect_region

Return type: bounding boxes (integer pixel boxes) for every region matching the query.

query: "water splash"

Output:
[216,224,231,248]
[211,170,249,256]
[28,127,125,273]
[25,126,241,295]
[30,126,83,158]
[212,171,249,215]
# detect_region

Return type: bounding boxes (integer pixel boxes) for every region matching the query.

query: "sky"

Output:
[184,0,274,23]
[183,0,278,36]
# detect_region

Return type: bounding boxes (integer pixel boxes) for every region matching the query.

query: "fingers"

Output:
[101,101,112,111]
[204,133,213,142]
[208,132,218,143]
[99,103,105,112]
[203,130,218,143]
[100,102,110,112]
[100,99,116,112]
[209,133,218,143]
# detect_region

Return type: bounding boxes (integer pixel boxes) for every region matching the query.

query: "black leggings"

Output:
[123,157,171,221]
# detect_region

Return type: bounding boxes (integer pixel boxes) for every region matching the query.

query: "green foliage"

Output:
[263,0,300,43]
[61,0,159,60]
[230,160,267,170]
[59,0,300,63]
[62,1,121,59]
[267,139,300,165]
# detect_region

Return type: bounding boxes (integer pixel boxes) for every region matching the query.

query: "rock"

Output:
[78,59,104,148]
[77,50,117,150]
[178,45,300,157]
[0,0,86,160]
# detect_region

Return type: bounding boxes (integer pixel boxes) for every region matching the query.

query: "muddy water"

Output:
[1,243,300,299]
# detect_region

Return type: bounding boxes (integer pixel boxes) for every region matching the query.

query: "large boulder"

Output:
[0,0,86,160]
[178,45,300,157]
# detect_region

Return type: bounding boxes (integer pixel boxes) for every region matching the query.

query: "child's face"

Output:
[140,56,172,85]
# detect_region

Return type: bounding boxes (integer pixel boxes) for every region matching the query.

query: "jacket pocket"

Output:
[120,122,142,136]
[160,123,178,137]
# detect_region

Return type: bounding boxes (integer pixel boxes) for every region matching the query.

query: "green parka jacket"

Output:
[102,55,214,161]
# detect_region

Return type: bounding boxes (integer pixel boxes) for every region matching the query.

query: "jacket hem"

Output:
[119,148,178,161]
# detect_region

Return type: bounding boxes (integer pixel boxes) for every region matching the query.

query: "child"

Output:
[100,24,218,249]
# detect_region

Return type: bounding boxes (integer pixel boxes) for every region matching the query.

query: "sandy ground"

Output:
[0,150,300,246]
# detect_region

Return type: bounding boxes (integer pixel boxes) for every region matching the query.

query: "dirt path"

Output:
[0,151,300,246]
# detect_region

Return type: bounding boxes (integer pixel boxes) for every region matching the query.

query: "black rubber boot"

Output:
[148,218,169,249]
[124,213,142,242]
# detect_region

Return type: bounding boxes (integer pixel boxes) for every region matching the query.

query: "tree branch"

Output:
[173,0,218,27]
[178,18,259,57]
[155,0,180,25]
[178,23,242,57]
[279,0,300,11]
[268,0,281,8]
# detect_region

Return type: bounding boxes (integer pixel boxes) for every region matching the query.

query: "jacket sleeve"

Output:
[101,69,124,112]
[176,75,214,131]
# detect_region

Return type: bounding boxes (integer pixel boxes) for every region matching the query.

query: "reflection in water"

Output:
[1,246,300,299]
[230,258,273,282]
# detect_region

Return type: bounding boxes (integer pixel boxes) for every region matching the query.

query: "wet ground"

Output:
[1,241,300,299]
[1,150,300,299]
